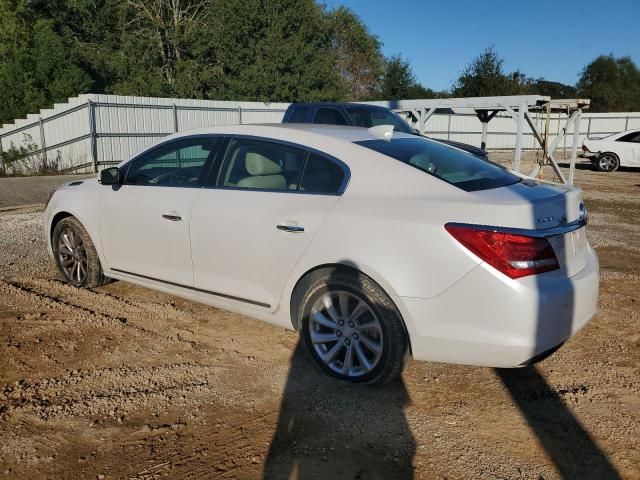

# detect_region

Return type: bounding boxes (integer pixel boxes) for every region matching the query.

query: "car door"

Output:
[99,136,222,285]
[627,132,640,165]
[190,137,348,310]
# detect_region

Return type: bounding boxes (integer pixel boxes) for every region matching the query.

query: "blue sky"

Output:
[329,0,640,91]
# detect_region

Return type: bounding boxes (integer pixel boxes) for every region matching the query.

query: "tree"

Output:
[577,55,640,112]
[527,79,577,99]
[452,46,528,97]
[0,1,93,124]
[202,0,342,102]
[379,55,435,100]
[328,7,384,101]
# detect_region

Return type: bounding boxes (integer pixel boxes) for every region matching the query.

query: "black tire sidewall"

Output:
[52,217,103,288]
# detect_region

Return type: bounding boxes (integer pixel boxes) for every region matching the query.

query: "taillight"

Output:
[445,224,559,279]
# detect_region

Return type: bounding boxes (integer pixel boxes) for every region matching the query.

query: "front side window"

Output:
[125,137,220,186]
[355,137,520,192]
[313,108,348,125]
[345,107,414,134]
[219,139,307,191]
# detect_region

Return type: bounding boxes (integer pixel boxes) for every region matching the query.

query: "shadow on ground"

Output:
[263,342,415,480]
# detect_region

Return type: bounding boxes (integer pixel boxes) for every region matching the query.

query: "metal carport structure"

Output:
[365,95,590,185]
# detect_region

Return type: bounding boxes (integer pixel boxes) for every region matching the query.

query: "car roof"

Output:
[288,102,384,110]
[175,123,416,144]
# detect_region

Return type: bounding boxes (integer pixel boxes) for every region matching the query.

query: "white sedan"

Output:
[582,129,640,171]
[44,124,599,385]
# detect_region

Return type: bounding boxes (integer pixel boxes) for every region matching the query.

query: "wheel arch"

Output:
[48,208,107,270]
[50,211,73,241]
[288,262,412,354]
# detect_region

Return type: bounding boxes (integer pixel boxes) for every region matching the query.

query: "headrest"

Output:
[245,152,281,176]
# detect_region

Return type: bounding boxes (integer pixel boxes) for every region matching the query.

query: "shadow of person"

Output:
[263,341,415,480]
[496,367,621,479]
[494,177,620,479]
[263,264,415,479]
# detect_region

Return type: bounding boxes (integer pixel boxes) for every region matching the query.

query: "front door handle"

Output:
[162,213,183,221]
[277,224,305,233]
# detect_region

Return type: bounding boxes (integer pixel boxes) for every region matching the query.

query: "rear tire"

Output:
[52,217,109,288]
[294,268,409,386]
[595,152,619,172]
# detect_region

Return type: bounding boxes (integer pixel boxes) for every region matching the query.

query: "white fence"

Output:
[0,94,288,173]
[1,93,639,174]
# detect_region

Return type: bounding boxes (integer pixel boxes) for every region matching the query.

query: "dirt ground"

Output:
[0,160,639,479]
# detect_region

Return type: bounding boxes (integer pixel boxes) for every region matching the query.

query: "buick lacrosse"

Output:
[44,124,599,384]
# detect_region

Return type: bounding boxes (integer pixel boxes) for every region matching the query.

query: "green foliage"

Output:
[1,2,639,125]
[380,55,436,100]
[0,0,93,124]
[577,55,640,112]
[452,46,528,97]
[527,79,577,99]
[328,6,384,101]
[2,133,59,176]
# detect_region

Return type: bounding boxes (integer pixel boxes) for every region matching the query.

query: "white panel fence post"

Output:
[87,100,98,173]
[0,136,5,173]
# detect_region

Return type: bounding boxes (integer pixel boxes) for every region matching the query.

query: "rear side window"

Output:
[219,139,306,191]
[289,107,308,123]
[355,137,520,192]
[125,137,220,186]
[313,108,348,125]
[300,154,345,194]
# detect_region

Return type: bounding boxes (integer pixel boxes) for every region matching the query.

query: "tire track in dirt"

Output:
[0,277,200,348]
[0,363,233,422]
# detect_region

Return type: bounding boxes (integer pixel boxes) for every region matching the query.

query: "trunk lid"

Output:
[464,179,588,277]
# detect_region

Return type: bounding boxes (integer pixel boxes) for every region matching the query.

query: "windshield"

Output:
[355,137,520,192]
[345,107,414,134]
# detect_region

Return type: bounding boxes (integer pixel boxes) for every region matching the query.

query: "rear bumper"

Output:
[396,244,599,368]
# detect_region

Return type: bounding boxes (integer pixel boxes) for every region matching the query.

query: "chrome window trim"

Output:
[115,133,351,196]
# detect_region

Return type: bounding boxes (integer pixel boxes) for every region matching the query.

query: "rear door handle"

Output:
[277,224,305,233]
[162,213,183,221]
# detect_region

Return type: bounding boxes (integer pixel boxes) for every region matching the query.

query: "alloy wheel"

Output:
[57,227,88,283]
[308,290,384,378]
[598,154,617,172]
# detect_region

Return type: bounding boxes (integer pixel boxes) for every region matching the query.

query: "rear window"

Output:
[355,137,520,192]
[346,107,414,134]
[313,108,348,125]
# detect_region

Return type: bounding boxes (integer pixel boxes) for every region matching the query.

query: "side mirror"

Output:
[99,167,120,185]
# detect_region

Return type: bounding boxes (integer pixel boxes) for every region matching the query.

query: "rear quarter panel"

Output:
[274,143,484,328]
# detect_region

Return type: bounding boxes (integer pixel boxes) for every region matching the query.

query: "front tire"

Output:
[52,217,109,288]
[595,152,619,172]
[295,268,409,385]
